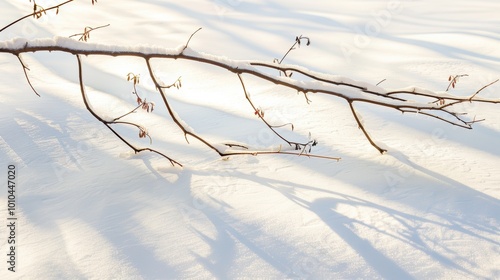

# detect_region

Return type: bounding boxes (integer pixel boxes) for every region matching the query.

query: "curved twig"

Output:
[182,27,202,52]
[76,54,182,167]
[69,24,110,42]
[16,54,40,97]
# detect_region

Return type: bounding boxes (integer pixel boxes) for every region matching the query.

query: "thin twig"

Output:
[146,57,222,151]
[237,73,309,150]
[446,74,468,92]
[222,150,341,161]
[223,143,248,149]
[146,59,338,161]
[376,79,386,86]
[348,101,387,154]
[468,79,499,102]
[182,27,202,52]
[76,54,181,166]
[69,24,110,42]
[277,35,310,64]
[399,108,473,129]
[2,40,499,156]
[0,0,74,33]
[158,76,182,89]
[16,54,40,97]
[111,121,152,144]
[113,103,142,122]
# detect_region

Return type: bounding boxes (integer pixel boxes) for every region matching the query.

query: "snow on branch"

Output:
[1,2,499,165]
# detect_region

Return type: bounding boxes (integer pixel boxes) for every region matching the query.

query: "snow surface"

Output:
[1,0,500,279]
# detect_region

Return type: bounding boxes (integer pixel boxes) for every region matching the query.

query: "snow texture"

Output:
[1,0,499,279]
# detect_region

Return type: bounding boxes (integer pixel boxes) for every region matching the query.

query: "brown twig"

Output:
[182,27,202,52]
[273,35,310,77]
[349,101,387,154]
[16,54,40,97]
[146,59,340,161]
[468,79,499,102]
[446,74,468,92]
[69,24,110,42]
[237,73,308,150]
[1,39,498,157]
[158,76,182,89]
[76,54,182,167]
[276,35,310,65]
[376,79,386,86]
[0,0,75,33]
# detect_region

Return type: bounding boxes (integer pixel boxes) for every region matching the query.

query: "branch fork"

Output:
[1,3,499,165]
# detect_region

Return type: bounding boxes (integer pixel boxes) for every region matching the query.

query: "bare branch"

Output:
[446,74,468,92]
[146,57,221,151]
[16,54,40,97]
[238,73,306,149]
[221,150,341,161]
[276,35,310,65]
[0,0,75,33]
[349,101,387,154]
[468,79,499,102]
[182,27,202,52]
[112,103,142,122]
[376,79,386,86]
[69,24,110,42]
[76,54,182,167]
[1,38,498,159]
[158,76,182,89]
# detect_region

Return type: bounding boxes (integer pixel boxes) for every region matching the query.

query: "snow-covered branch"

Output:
[0,29,499,164]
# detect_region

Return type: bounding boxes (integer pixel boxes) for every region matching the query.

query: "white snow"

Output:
[1,0,499,279]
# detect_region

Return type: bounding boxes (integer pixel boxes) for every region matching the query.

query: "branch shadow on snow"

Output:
[156,145,499,279]
[6,79,499,278]
[4,1,500,278]
[3,100,183,278]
